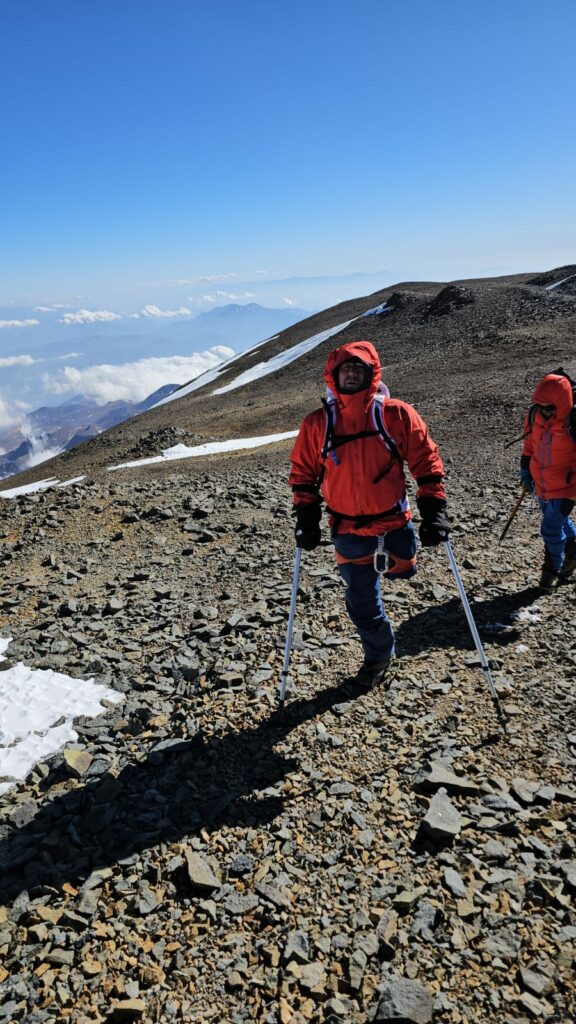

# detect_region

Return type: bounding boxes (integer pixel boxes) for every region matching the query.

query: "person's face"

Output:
[539,404,556,420]
[337,360,370,393]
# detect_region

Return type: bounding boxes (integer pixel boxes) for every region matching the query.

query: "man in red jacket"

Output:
[289,340,450,687]
[520,372,576,591]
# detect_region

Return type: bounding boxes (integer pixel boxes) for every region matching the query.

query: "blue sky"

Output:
[2,0,575,303]
[0,0,575,421]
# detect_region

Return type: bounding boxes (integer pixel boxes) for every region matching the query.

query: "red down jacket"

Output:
[289,340,446,535]
[522,374,576,499]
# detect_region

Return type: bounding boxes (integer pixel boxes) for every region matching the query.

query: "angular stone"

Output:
[519,967,554,997]
[283,930,309,963]
[254,880,292,910]
[299,961,326,992]
[443,867,467,897]
[511,778,539,804]
[393,887,427,913]
[224,893,260,915]
[422,788,462,841]
[64,747,93,778]
[414,761,478,796]
[185,851,220,892]
[482,926,521,959]
[373,976,434,1023]
[348,948,367,990]
[518,991,554,1017]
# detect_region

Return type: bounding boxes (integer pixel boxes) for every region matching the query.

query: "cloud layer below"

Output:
[44,347,235,404]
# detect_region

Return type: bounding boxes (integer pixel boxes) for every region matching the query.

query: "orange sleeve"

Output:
[288,411,325,507]
[392,402,446,500]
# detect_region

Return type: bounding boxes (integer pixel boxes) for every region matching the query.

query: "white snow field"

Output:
[0,476,86,499]
[0,637,123,798]
[108,430,299,471]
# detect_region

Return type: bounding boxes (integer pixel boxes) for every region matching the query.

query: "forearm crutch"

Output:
[444,540,508,734]
[279,546,302,708]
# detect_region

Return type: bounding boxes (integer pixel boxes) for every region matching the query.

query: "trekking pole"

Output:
[444,540,508,734]
[279,545,303,708]
[498,486,528,543]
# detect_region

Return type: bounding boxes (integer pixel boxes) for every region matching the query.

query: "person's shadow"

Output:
[1,588,541,905]
[0,681,357,905]
[395,585,540,656]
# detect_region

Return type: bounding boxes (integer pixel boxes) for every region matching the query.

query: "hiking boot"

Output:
[539,563,559,592]
[560,539,576,581]
[353,657,393,688]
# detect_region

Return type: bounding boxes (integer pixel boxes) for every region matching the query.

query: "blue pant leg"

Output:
[564,512,576,543]
[333,534,395,662]
[383,522,418,580]
[539,499,572,570]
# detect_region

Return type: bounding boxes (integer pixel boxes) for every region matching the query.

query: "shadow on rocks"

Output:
[0,680,354,905]
[395,585,540,656]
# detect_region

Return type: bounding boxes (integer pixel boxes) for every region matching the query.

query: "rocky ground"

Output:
[1,269,575,1023]
[1,447,575,1024]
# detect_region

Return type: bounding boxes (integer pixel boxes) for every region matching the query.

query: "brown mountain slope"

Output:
[5,266,575,490]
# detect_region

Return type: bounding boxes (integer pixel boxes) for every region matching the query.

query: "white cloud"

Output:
[43,347,235,405]
[59,309,122,325]
[0,354,37,368]
[212,291,257,301]
[200,273,238,282]
[0,395,23,429]
[187,295,218,306]
[254,270,268,276]
[283,297,297,306]
[131,305,192,319]
[33,304,70,312]
[0,319,39,330]
[58,351,82,359]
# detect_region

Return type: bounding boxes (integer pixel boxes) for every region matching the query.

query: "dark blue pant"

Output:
[333,525,417,662]
[539,498,576,570]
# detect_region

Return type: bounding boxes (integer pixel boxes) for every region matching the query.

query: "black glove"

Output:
[294,503,321,551]
[519,455,535,493]
[417,496,451,547]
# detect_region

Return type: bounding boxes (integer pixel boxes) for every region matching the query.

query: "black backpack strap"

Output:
[326,502,404,531]
[321,398,336,459]
[321,398,380,458]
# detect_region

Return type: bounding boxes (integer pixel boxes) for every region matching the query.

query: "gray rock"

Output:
[283,929,310,963]
[413,760,478,795]
[443,867,467,897]
[373,976,434,1023]
[422,788,462,841]
[482,926,521,959]
[224,893,260,915]
[519,966,554,997]
[185,851,220,893]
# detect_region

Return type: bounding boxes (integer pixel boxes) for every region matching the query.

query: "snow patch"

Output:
[0,476,86,499]
[108,430,299,471]
[510,607,542,624]
[0,637,123,797]
[544,273,576,292]
[212,319,355,395]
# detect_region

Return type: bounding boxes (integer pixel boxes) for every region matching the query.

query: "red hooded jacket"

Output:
[289,341,446,535]
[522,374,576,499]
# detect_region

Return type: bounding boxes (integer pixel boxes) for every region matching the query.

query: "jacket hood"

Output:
[324,340,382,409]
[532,374,574,419]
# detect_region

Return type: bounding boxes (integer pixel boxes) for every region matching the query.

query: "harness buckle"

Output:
[373,535,389,574]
